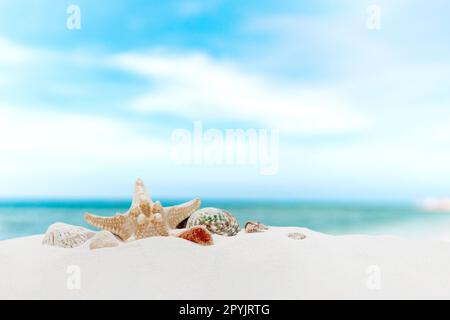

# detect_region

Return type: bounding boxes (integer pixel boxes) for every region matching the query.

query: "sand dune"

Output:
[1,226,450,299]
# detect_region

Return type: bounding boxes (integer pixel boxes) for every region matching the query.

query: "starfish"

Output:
[84,179,201,241]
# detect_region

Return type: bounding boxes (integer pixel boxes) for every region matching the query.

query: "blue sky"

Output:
[1,0,450,201]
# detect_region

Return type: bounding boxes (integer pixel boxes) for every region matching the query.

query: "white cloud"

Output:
[0,37,31,64]
[0,107,163,154]
[0,37,34,85]
[0,106,168,176]
[111,50,369,135]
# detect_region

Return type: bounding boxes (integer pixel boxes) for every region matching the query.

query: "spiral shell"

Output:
[187,208,240,236]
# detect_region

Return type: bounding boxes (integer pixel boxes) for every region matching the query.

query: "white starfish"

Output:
[85,179,201,241]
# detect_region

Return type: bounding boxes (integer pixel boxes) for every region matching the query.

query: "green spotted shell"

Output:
[186,208,240,236]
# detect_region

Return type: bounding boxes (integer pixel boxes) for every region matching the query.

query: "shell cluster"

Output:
[40,179,267,249]
[187,207,240,236]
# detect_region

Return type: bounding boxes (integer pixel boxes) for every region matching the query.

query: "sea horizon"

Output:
[1,198,449,241]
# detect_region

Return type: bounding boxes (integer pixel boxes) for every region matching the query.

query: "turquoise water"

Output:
[1,199,450,240]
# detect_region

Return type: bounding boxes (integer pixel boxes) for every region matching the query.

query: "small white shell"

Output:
[244,221,269,233]
[89,231,120,250]
[288,232,306,240]
[42,223,95,248]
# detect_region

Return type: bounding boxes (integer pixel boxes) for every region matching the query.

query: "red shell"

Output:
[177,226,214,246]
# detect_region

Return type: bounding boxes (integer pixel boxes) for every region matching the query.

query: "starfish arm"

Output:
[131,178,153,209]
[84,213,135,241]
[165,198,201,229]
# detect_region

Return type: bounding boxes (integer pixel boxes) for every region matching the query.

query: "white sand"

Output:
[1,226,450,299]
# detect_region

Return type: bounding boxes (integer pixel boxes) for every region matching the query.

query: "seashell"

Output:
[187,208,240,236]
[244,221,269,233]
[177,226,214,246]
[42,223,95,248]
[288,232,306,240]
[89,231,120,250]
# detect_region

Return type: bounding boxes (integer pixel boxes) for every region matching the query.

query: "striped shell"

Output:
[186,208,240,236]
[42,223,95,248]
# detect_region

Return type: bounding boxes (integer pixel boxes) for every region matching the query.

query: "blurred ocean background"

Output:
[2,1,450,242]
[1,199,450,241]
